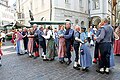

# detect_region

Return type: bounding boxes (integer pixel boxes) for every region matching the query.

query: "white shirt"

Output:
[1,33,6,37]
[42,30,55,39]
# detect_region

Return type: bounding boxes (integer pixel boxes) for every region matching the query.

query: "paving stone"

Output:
[0,41,120,80]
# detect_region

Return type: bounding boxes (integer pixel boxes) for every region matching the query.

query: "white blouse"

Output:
[42,30,55,39]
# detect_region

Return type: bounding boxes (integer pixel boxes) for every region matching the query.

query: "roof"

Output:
[2,21,29,28]
[29,21,72,25]
[3,22,14,27]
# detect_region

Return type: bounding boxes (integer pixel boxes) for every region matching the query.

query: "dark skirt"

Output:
[33,40,39,52]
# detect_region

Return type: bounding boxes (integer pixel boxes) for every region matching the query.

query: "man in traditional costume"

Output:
[95,18,114,74]
[64,22,74,65]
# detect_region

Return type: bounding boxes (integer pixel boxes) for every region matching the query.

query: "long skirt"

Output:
[80,43,92,68]
[28,38,33,53]
[20,40,25,54]
[110,46,115,68]
[114,40,120,55]
[16,40,20,54]
[33,40,39,52]
[46,38,57,59]
[58,38,66,58]
[0,48,3,56]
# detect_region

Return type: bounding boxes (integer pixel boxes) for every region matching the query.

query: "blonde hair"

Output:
[75,25,80,31]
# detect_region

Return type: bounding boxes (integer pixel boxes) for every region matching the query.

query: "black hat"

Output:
[81,27,86,29]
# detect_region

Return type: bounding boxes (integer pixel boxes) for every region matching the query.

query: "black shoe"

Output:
[73,66,80,70]
[77,64,81,67]
[82,68,89,72]
[41,56,44,58]
[0,64,2,67]
[17,53,22,56]
[34,56,38,59]
[29,55,34,58]
[96,69,104,74]
[105,71,109,74]
[104,69,110,74]
[17,53,20,56]
[59,61,63,64]
[49,58,54,61]
[25,52,28,54]
[43,59,48,61]
[66,60,72,65]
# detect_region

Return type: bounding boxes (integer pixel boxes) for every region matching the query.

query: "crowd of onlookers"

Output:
[0,18,120,74]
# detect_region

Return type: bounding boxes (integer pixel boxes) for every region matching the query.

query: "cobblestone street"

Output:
[0,41,120,80]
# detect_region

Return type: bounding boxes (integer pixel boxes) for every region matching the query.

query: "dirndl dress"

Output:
[114,40,120,55]
[46,38,57,59]
[80,42,92,68]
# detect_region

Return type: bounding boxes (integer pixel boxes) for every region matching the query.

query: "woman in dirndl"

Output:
[42,26,56,61]
[80,27,92,71]
[11,29,17,48]
[27,28,34,57]
[19,29,25,54]
[0,33,3,66]
[114,26,120,55]
[16,30,24,55]
[58,25,66,63]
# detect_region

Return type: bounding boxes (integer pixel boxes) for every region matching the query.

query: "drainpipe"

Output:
[50,0,52,21]
[111,0,113,26]
[88,0,91,28]
[18,0,20,12]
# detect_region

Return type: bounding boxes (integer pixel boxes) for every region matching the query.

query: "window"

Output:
[18,13,21,19]
[65,0,69,4]
[41,0,44,8]
[65,0,71,8]
[92,0,100,10]
[79,0,82,8]
[30,1,33,10]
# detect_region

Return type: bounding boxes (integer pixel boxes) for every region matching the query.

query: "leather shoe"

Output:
[73,66,80,70]
[96,69,104,74]
[66,60,72,65]
[77,64,81,67]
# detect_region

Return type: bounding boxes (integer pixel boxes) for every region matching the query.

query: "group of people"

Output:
[4,18,119,74]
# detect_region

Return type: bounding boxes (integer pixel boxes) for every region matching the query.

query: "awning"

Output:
[12,21,30,28]
[29,21,72,25]
[3,22,14,27]
[14,21,27,27]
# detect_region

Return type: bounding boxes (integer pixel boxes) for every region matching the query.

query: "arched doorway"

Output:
[92,16,101,26]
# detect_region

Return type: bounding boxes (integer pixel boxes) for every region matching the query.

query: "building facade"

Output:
[116,0,120,26]
[89,0,112,25]
[16,0,89,28]
[0,0,14,27]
